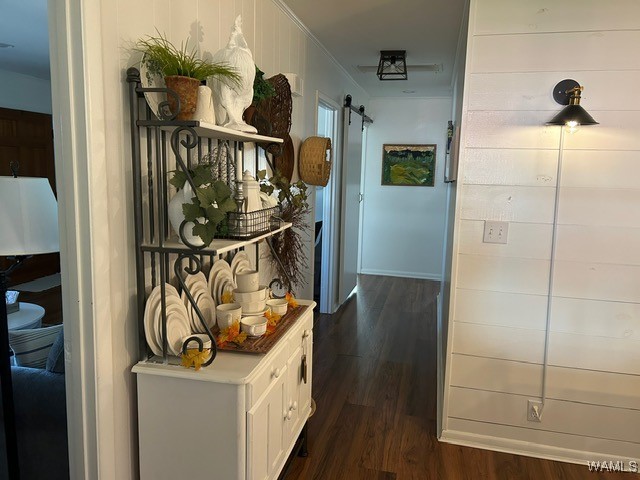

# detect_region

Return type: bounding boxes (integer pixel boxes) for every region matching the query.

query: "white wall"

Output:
[442,0,640,463]
[360,97,451,280]
[51,0,368,478]
[0,69,52,114]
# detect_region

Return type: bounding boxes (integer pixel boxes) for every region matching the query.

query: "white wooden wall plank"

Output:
[450,354,542,397]
[451,355,640,411]
[562,150,640,190]
[448,387,640,444]
[474,0,640,35]
[549,333,640,376]
[556,225,640,266]
[559,188,640,228]
[197,0,222,53]
[454,289,548,330]
[462,149,558,187]
[458,220,552,260]
[467,71,640,112]
[563,112,640,151]
[279,10,292,73]
[552,297,640,341]
[218,0,236,48]
[548,367,640,412]
[457,254,551,295]
[452,322,545,363]
[446,418,640,460]
[119,0,157,45]
[253,0,263,66]
[465,112,560,149]
[471,31,640,74]
[168,0,198,49]
[554,260,640,304]
[153,0,172,37]
[460,185,555,223]
[240,0,255,51]
[259,1,276,76]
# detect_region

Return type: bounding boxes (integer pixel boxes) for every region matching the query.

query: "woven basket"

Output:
[299,136,332,186]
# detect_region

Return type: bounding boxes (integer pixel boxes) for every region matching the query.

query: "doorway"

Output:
[313,93,340,313]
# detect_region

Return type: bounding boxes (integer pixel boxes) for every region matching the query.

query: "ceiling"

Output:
[282,0,466,98]
[0,0,50,79]
[0,0,466,95]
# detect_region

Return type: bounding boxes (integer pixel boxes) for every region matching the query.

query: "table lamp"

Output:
[0,173,59,478]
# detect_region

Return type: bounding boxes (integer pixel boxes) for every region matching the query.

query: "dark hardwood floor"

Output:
[286,275,630,480]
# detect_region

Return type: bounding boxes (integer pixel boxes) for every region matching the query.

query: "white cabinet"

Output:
[133,301,314,480]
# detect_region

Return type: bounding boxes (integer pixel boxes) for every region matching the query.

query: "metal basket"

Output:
[224,205,281,240]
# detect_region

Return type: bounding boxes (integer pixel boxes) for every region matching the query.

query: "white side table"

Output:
[7,303,45,331]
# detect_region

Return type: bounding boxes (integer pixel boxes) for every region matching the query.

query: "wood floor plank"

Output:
[285,275,630,480]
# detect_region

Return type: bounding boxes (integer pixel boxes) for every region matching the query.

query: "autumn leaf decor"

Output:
[216,320,248,348]
[285,292,298,308]
[181,348,210,371]
[264,309,282,336]
[169,164,237,245]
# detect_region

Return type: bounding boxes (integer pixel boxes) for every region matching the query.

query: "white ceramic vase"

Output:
[168,182,205,247]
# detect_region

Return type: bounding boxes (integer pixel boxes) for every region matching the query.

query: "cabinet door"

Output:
[247,368,287,480]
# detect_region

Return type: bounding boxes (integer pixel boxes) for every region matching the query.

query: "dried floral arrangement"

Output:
[258,169,310,290]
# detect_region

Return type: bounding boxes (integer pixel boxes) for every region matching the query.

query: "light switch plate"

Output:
[483,221,509,244]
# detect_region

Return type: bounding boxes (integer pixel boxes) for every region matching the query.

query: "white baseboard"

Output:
[439,429,637,468]
[359,269,442,282]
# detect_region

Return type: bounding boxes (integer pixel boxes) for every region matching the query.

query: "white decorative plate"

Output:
[231,251,250,277]
[139,54,168,119]
[144,284,180,356]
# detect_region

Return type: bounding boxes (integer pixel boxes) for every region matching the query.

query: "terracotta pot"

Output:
[164,75,201,121]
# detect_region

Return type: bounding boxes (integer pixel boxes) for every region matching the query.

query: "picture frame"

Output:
[381,144,436,187]
[444,123,460,183]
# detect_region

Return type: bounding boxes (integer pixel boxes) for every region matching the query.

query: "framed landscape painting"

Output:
[381,144,436,187]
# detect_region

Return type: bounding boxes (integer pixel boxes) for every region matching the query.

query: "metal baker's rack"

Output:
[126,67,292,367]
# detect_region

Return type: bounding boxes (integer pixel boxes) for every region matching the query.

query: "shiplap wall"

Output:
[442,0,640,463]
[78,1,368,478]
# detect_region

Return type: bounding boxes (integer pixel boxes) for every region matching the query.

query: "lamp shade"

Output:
[0,176,59,256]
[547,104,599,126]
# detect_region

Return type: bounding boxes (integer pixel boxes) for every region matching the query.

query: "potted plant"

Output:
[136,32,240,120]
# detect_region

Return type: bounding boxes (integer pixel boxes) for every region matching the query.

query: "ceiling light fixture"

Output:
[377,50,407,81]
[547,79,598,127]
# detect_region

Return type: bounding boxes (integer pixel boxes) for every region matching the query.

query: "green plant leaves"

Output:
[172,167,239,244]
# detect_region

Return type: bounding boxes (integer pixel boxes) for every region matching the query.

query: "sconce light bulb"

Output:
[565,120,579,134]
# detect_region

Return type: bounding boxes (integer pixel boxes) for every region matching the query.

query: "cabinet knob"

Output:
[303,330,311,339]
[272,367,281,378]
[291,401,298,411]
[287,411,292,420]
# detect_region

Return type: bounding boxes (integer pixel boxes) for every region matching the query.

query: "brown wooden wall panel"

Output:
[0,107,59,286]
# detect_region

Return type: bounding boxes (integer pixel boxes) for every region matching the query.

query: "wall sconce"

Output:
[547,79,598,127]
[377,50,407,81]
[534,80,598,422]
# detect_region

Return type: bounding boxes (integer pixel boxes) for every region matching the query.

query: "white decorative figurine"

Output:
[210,15,257,133]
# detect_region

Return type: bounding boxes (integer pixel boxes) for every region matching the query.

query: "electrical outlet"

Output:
[528,400,543,422]
[483,220,509,244]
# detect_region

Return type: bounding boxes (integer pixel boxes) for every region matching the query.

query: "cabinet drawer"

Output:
[248,345,289,407]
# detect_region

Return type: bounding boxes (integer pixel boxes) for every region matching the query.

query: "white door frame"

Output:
[314,91,341,314]
[48,0,113,477]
